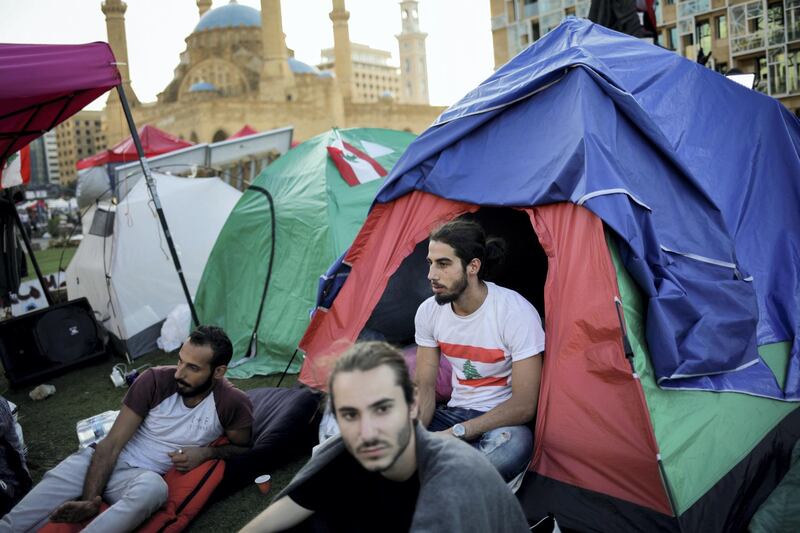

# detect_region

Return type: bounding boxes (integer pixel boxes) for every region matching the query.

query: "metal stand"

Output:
[3,189,53,306]
[116,86,199,327]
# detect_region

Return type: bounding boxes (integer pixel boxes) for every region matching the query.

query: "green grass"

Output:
[0,350,306,531]
[23,247,77,282]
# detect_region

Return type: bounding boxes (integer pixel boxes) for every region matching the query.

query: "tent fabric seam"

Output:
[577,188,652,211]
[432,71,568,127]
[659,245,739,270]
[656,357,761,383]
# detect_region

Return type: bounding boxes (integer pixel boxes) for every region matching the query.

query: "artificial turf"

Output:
[0,348,307,531]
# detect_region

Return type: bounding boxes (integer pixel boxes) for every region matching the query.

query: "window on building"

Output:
[787,48,800,93]
[668,27,678,50]
[531,20,541,41]
[769,47,787,93]
[665,0,674,5]
[696,20,712,55]
[768,2,786,45]
[716,15,728,39]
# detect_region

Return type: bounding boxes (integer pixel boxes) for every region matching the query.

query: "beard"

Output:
[175,373,215,398]
[434,270,468,305]
[350,416,414,474]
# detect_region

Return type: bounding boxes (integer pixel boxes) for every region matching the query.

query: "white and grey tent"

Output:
[66,172,241,358]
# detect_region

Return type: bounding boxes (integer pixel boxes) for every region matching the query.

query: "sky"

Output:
[0,0,496,109]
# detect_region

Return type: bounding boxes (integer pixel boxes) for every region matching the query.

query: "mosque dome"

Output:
[194,2,261,32]
[288,57,322,76]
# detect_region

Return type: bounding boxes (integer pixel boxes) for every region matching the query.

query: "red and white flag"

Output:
[327,133,387,187]
[1,145,31,190]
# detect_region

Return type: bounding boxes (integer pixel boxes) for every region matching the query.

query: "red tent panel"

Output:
[527,203,670,515]
[298,191,475,389]
[76,124,192,169]
[229,125,258,139]
[298,196,670,514]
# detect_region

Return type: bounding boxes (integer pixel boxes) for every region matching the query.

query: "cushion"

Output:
[212,385,322,500]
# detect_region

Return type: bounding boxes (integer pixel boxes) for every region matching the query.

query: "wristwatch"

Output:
[451,423,466,439]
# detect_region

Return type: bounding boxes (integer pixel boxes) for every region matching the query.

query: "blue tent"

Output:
[368,18,800,401]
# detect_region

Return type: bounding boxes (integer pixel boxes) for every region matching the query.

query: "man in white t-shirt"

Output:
[0,326,253,533]
[415,219,544,482]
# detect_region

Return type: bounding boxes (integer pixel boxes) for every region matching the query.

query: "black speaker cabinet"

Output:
[0,298,108,388]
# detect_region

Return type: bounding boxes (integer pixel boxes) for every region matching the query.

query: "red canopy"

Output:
[0,42,120,168]
[76,124,193,169]
[229,125,258,139]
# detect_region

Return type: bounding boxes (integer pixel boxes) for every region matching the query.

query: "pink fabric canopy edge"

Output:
[0,42,121,167]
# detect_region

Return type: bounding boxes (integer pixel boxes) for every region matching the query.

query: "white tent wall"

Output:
[66,173,241,359]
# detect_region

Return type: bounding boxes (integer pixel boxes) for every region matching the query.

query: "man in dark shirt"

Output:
[240,341,528,533]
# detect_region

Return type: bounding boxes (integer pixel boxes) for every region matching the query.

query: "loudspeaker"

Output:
[0,298,108,388]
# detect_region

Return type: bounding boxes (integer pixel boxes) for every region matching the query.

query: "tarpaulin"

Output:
[368,18,800,400]
[0,43,120,167]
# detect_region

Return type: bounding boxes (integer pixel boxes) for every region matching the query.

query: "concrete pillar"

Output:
[330,0,353,101]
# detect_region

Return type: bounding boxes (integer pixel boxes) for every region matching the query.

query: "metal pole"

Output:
[115,85,200,327]
[5,190,54,305]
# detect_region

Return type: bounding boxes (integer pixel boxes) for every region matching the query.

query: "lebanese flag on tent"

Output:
[326,131,387,187]
[1,145,31,190]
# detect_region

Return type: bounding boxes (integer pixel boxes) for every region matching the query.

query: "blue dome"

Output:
[288,57,321,75]
[194,3,261,32]
[189,81,218,92]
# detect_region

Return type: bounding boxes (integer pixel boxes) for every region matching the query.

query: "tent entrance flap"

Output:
[360,206,548,346]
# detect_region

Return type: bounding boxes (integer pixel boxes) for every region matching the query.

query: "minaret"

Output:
[259,0,294,101]
[330,0,354,101]
[101,0,138,145]
[197,0,212,18]
[396,0,429,105]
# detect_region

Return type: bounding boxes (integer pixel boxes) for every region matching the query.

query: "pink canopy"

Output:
[229,125,258,139]
[0,42,120,168]
[76,124,193,169]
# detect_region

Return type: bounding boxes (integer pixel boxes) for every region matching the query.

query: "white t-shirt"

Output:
[118,367,252,474]
[414,282,545,412]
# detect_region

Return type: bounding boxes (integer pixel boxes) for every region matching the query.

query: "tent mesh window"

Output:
[88,209,114,238]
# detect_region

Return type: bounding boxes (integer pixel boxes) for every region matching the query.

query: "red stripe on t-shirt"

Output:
[439,342,506,364]
[456,375,509,388]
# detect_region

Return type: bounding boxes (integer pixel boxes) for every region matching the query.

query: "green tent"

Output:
[194,128,415,378]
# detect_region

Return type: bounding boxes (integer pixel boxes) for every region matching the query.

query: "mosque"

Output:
[101,0,444,146]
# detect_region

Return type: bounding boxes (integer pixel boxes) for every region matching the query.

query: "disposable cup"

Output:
[255,474,272,494]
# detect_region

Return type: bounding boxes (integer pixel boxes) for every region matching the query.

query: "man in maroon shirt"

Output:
[1,326,253,533]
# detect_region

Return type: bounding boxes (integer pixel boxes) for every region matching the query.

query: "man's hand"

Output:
[50,496,102,523]
[168,447,212,472]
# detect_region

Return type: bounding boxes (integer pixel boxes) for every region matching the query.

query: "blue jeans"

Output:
[428,406,533,482]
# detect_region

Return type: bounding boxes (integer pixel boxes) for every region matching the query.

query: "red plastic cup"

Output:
[255,474,272,494]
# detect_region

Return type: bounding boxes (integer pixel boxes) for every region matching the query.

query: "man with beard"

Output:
[240,342,528,533]
[0,326,252,533]
[415,219,544,484]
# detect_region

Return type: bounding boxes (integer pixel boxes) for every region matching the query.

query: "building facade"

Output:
[55,110,106,184]
[99,0,443,152]
[489,0,800,113]
[318,43,403,103]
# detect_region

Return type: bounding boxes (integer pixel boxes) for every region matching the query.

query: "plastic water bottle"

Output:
[76,410,119,448]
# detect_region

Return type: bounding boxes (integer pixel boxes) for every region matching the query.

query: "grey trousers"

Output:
[0,447,168,533]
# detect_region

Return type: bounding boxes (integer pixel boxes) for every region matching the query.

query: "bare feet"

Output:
[50,496,102,523]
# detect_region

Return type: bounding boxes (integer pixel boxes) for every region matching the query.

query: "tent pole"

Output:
[115,85,200,327]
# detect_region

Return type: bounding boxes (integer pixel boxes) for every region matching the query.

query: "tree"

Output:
[462,360,481,380]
